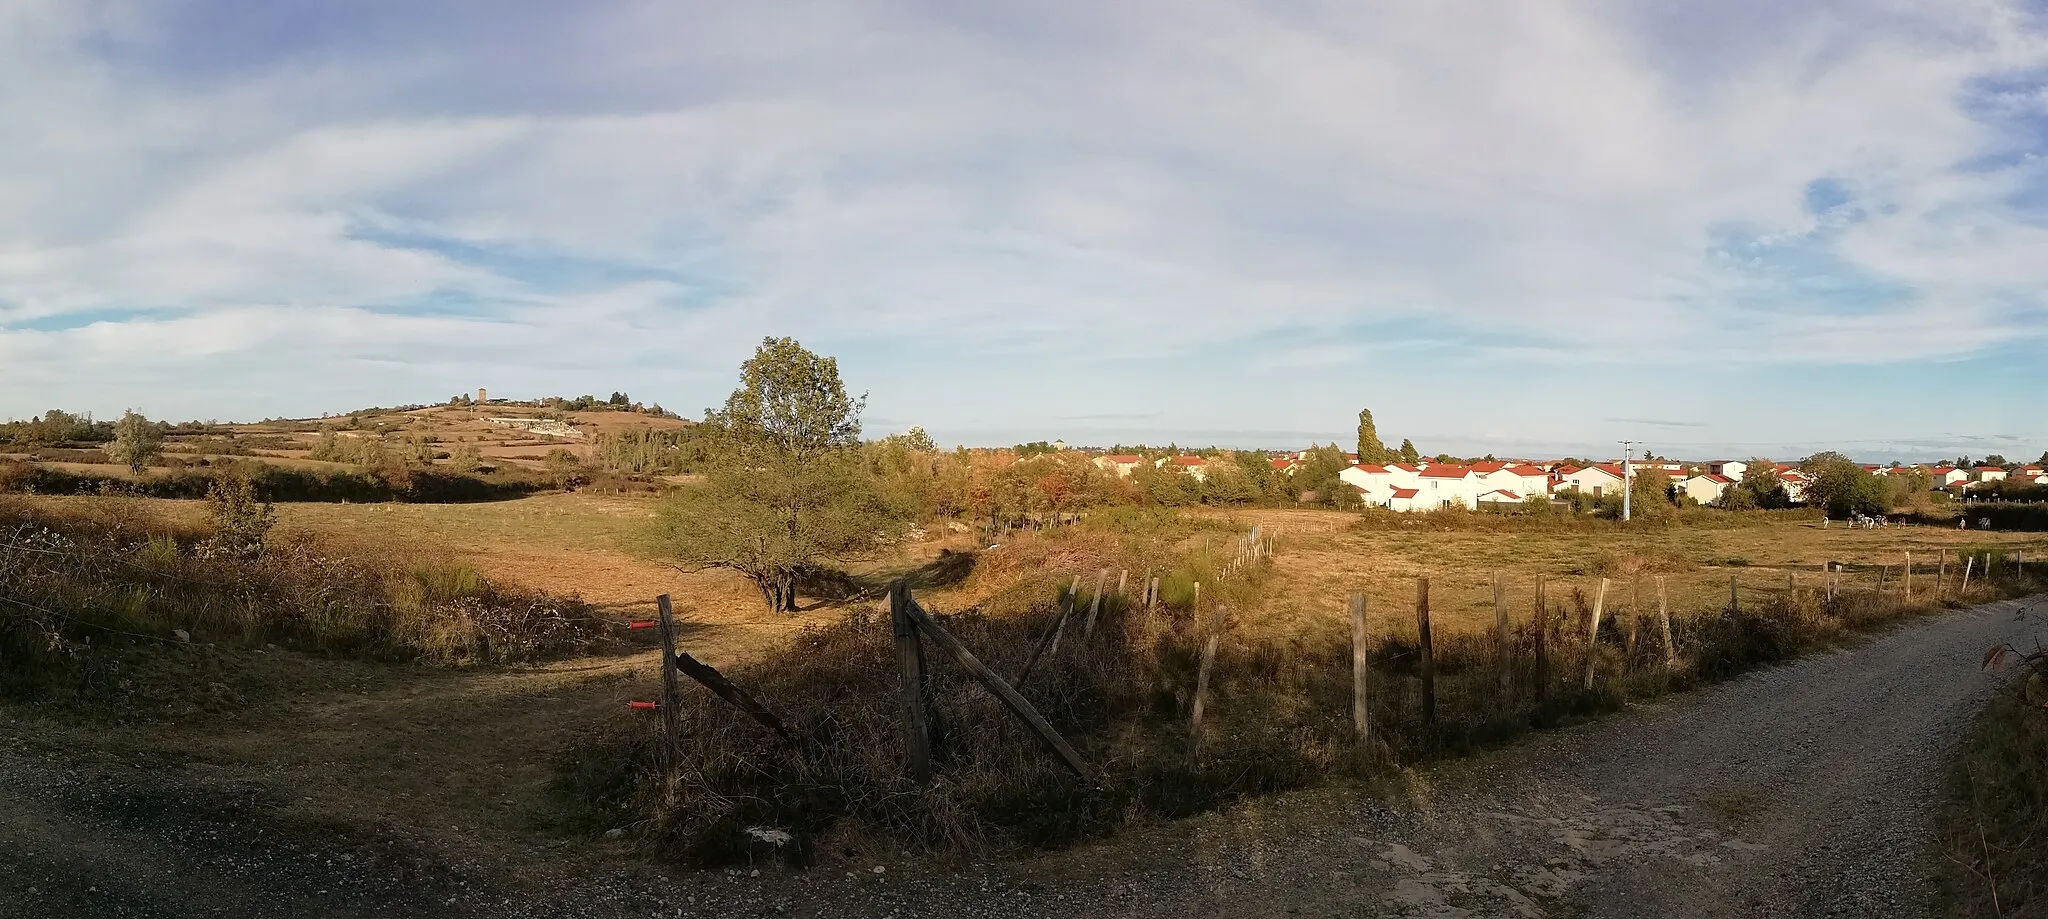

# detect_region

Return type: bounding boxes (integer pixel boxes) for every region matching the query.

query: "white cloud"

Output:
[0,0,2045,445]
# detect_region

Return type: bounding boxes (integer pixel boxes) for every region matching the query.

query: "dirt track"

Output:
[4,596,2039,918]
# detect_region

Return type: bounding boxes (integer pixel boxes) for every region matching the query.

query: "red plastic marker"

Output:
[627,620,656,630]
[628,700,659,710]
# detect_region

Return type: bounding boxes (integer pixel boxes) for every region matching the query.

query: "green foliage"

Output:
[0,409,113,446]
[590,426,717,475]
[104,410,165,474]
[1399,438,1420,464]
[1292,444,1355,508]
[1728,461,1791,510]
[1356,408,1391,464]
[200,476,276,558]
[1626,467,1677,519]
[654,337,903,611]
[1799,452,1890,517]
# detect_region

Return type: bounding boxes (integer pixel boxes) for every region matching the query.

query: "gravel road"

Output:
[4,596,2038,919]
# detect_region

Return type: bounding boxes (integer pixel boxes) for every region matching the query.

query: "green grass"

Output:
[1941,673,2048,918]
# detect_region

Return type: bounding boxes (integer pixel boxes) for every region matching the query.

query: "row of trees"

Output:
[1354,409,1420,465]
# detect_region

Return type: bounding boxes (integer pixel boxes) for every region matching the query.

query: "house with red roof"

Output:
[1929,466,1970,488]
[1706,460,1749,479]
[2016,465,2048,485]
[1972,465,2008,484]
[1559,463,1626,498]
[1477,462,1552,500]
[1680,473,1734,506]
[1093,454,1144,478]
[1155,455,1210,482]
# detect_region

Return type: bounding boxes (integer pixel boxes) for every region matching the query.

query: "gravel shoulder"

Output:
[4,596,2039,918]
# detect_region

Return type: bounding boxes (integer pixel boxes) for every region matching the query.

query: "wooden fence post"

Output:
[889,582,934,783]
[1416,578,1436,729]
[1117,569,1128,598]
[1962,556,1974,596]
[1583,578,1608,691]
[1904,551,1912,599]
[1189,621,1221,768]
[1350,593,1371,751]
[654,594,685,761]
[1625,578,1642,664]
[1493,573,1511,697]
[896,589,1094,781]
[1083,568,1110,640]
[1017,590,1074,686]
[1655,576,1675,668]
[1534,576,1551,705]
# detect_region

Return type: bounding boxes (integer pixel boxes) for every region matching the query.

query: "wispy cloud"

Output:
[0,0,2045,448]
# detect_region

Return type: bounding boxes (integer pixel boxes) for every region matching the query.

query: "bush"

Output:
[0,460,547,504]
[0,497,614,711]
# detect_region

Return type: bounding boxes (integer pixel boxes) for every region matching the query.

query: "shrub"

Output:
[200,476,276,558]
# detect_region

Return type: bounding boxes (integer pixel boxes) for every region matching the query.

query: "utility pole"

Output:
[1619,440,1637,522]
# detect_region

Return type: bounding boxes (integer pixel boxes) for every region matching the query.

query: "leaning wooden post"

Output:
[889,581,934,783]
[1904,550,1912,599]
[654,594,685,761]
[1655,576,1675,667]
[1083,568,1110,640]
[1534,577,1551,705]
[896,595,1094,781]
[1493,573,1511,697]
[1189,616,1222,768]
[1582,578,1608,691]
[1961,556,1974,596]
[1047,577,1081,657]
[1416,578,1436,729]
[1349,593,1371,751]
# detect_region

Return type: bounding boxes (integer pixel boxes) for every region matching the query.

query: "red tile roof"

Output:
[1506,464,1547,476]
[1390,463,1421,473]
[1420,466,1472,479]
[1171,456,1206,466]
[1269,457,1296,469]
[1390,487,1419,498]
[1102,454,1141,464]
[1477,489,1522,501]
[1470,461,1509,473]
[1350,464,1390,474]
[1974,465,2005,471]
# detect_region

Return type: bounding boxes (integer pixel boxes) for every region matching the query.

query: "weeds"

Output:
[559,516,2047,865]
[0,496,612,711]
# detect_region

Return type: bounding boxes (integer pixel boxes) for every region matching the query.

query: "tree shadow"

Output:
[794,549,979,611]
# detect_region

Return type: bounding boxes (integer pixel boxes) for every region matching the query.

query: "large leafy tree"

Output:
[1398,438,1420,464]
[1726,460,1791,510]
[104,410,164,474]
[1800,452,1889,517]
[652,338,902,612]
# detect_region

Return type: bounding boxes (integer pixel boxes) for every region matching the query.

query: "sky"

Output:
[3,1,2047,462]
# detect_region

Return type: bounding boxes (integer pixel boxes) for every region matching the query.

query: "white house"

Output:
[1559,463,1626,498]
[1157,455,1210,482]
[1415,465,1483,509]
[1930,466,1970,488]
[2017,465,2048,485]
[1707,460,1748,479]
[1094,454,1143,478]
[1974,465,2008,483]
[1779,470,1808,503]
[1681,473,1734,505]
[1475,488,1527,507]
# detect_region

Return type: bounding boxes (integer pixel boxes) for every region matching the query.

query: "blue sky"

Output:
[3,1,2047,462]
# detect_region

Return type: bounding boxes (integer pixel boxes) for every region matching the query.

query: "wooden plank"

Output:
[897,593,1095,782]
[1350,593,1370,748]
[1492,573,1511,697]
[1083,568,1109,640]
[1047,575,1082,656]
[1416,578,1436,729]
[1904,550,1912,599]
[1534,576,1551,705]
[674,651,798,747]
[1583,577,1608,690]
[1962,556,1974,595]
[654,594,684,761]
[1655,576,1676,668]
[889,581,933,783]
[1015,590,1072,687]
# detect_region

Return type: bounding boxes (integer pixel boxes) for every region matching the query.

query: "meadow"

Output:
[6,483,2046,870]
